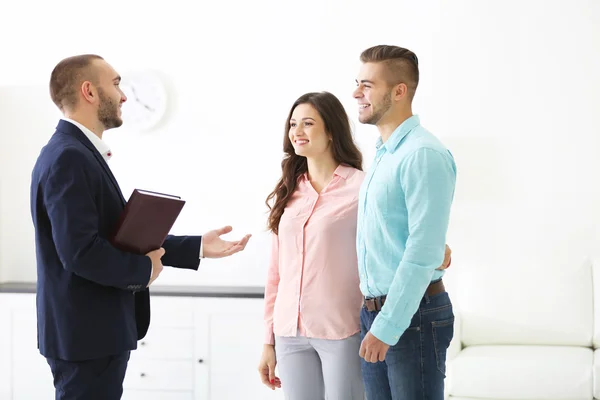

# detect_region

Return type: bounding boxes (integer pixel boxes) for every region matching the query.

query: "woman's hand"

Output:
[257,344,281,390]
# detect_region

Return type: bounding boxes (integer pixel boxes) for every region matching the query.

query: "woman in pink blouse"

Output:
[257,91,450,399]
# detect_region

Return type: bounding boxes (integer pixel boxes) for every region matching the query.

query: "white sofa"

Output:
[445,256,600,399]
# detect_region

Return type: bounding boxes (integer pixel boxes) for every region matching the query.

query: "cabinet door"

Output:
[11,298,56,399]
[202,298,284,400]
[123,296,206,399]
[0,298,11,399]
[122,390,194,400]
[193,309,209,399]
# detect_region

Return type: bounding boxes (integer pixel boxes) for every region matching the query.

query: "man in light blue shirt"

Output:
[353,45,457,399]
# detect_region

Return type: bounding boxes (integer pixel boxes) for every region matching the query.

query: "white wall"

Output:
[0,88,62,283]
[1,0,599,288]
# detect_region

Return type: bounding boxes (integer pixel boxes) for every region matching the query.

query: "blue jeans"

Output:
[360,290,454,400]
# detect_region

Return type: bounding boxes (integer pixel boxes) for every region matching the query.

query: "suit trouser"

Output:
[46,351,130,400]
[275,332,365,400]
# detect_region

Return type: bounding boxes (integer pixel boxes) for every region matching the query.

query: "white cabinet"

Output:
[203,298,283,400]
[123,296,199,399]
[0,297,13,400]
[0,294,55,400]
[0,292,284,400]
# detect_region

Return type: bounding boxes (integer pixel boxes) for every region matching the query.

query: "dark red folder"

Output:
[111,189,186,254]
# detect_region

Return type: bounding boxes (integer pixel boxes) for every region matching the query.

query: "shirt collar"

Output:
[376,115,421,154]
[300,164,353,182]
[333,164,352,179]
[61,118,113,161]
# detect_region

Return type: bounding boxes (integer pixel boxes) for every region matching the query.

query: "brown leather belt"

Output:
[363,279,445,312]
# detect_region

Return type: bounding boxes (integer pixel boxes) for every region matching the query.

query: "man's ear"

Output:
[80,81,97,104]
[393,83,408,101]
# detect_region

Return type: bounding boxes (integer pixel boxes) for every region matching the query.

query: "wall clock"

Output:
[119,71,168,131]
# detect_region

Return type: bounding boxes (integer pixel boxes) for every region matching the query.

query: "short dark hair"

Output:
[49,54,104,111]
[360,45,419,100]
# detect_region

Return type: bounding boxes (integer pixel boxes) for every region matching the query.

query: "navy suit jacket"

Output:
[30,120,202,361]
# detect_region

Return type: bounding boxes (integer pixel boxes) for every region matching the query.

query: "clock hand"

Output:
[129,86,155,112]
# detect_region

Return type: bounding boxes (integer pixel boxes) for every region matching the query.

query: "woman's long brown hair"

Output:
[266,92,363,234]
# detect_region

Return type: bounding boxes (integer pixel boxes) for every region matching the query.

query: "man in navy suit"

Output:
[30,54,251,399]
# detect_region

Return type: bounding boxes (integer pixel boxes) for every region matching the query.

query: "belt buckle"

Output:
[374,297,382,311]
[364,297,383,312]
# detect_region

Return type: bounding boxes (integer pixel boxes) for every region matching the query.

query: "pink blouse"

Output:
[263,165,365,344]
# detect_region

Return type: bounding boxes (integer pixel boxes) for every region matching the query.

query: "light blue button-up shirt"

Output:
[357,115,456,345]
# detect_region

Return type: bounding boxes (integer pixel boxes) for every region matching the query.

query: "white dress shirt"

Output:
[62,118,113,161]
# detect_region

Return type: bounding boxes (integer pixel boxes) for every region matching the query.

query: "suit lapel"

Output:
[55,120,127,207]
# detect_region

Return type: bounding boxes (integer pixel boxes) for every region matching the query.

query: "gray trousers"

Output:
[275,332,365,400]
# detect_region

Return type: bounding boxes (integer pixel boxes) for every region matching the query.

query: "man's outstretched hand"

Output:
[202,226,251,258]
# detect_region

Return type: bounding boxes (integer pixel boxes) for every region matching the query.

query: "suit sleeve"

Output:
[44,148,152,290]
[162,235,202,270]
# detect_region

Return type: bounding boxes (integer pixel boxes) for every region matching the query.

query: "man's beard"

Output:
[361,91,392,125]
[97,88,122,130]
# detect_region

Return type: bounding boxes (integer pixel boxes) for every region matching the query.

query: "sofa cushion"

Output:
[448,345,593,399]
[453,259,593,347]
[592,260,600,348]
[593,349,600,399]
[449,398,535,400]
